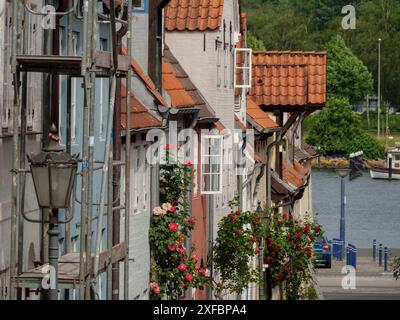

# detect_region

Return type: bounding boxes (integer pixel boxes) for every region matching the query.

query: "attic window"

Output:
[234,48,252,89]
[133,0,145,10]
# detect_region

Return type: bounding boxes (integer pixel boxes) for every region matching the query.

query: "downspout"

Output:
[112,14,128,301]
[184,115,197,299]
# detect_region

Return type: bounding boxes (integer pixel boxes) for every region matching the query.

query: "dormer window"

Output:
[133,0,146,11]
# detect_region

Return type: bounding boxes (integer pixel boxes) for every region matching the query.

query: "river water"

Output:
[312,170,400,248]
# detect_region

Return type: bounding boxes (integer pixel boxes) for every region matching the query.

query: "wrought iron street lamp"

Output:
[27,125,78,300]
[336,168,350,260]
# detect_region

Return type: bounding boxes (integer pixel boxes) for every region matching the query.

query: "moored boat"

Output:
[370,148,400,180]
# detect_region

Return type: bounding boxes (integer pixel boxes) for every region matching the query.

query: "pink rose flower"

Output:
[178,263,187,272]
[177,247,187,256]
[185,273,193,282]
[168,245,176,252]
[153,206,166,216]
[191,254,199,262]
[162,203,173,212]
[184,158,193,167]
[150,282,160,295]
[168,222,179,232]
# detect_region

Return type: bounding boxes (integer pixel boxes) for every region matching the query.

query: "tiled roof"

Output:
[165,0,224,31]
[282,159,308,188]
[162,46,217,120]
[249,51,326,107]
[120,47,166,106]
[246,97,279,132]
[121,85,162,131]
[234,114,247,131]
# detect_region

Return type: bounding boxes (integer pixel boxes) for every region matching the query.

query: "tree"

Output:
[324,35,373,103]
[247,33,266,51]
[305,96,384,159]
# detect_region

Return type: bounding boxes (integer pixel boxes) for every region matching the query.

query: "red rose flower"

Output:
[191,254,199,262]
[310,235,314,241]
[177,247,187,256]
[169,206,177,213]
[250,236,257,243]
[180,282,186,288]
[168,245,176,252]
[199,268,207,277]
[150,283,161,295]
[185,273,193,282]
[297,233,302,239]
[168,222,179,232]
[304,226,310,232]
[297,247,302,252]
[178,263,187,272]
[289,214,293,219]
[185,218,195,224]
[184,158,193,167]
[290,244,295,249]
[236,210,241,215]
[282,214,288,219]
[315,226,321,232]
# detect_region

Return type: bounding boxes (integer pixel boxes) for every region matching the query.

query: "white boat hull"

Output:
[370,170,400,180]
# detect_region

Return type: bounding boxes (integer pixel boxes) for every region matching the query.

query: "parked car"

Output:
[313,236,332,268]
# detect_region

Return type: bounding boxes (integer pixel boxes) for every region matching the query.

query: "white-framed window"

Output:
[133,0,145,11]
[216,41,222,88]
[71,32,79,144]
[201,135,223,194]
[234,48,252,89]
[224,49,228,88]
[132,143,149,214]
[1,7,13,132]
[98,38,108,141]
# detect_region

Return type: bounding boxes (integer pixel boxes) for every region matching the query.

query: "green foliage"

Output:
[305,96,384,159]
[247,33,266,51]
[324,35,373,103]
[212,196,263,299]
[391,256,400,280]
[149,147,210,300]
[241,0,400,108]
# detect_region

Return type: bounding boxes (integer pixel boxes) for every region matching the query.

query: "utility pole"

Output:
[377,38,381,136]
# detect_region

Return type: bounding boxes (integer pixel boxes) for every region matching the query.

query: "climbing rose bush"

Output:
[212,197,263,299]
[264,210,323,300]
[149,146,210,300]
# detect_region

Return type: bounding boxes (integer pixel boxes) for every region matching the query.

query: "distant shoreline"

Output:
[311,157,384,169]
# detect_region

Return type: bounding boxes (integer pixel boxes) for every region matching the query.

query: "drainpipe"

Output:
[185,115,197,299]
[112,14,128,302]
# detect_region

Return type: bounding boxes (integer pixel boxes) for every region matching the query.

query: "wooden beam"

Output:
[157,0,171,8]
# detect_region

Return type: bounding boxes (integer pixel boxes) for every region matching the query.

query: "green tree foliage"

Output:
[242,0,400,108]
[305,96,384,159]
[324,35,373,103]
[247,33,266,51]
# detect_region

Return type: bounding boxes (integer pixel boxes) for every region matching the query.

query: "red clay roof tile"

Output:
[246,97,279,131]
[282,159,308,188]
[165,0,224,31]
[120,46,166,106]
[249,51,327,107]
[120,85,162,130]
[163,46,217,119]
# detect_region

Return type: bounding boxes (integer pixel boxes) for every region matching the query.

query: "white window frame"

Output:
[2,8,13,131]
[133,0,145,10]
[216,41,222,88]
[234,48,252,89]
[98,38,108,141]
[70,32,79,144]
[201,135,223,195]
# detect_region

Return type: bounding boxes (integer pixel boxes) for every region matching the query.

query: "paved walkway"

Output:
[315,249,400,300]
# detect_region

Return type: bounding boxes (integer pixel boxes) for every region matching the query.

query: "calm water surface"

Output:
[312,170,400,248]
